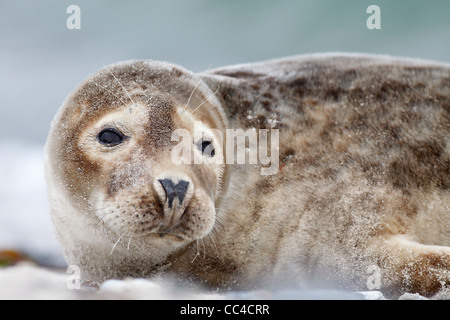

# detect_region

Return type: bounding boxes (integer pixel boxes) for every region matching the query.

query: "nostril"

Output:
[158,179,190,208]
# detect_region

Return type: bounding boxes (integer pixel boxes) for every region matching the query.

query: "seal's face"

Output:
[84,101,223,243]
[47,61,228,258]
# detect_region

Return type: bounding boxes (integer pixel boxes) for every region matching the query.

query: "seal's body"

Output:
[45,54,450,297]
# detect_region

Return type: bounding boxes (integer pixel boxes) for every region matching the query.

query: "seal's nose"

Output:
[154,176,193,229]
[158,179,190,208]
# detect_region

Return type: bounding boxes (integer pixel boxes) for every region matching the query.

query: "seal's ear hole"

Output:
[97,128,126,146]
[196,140,215,157]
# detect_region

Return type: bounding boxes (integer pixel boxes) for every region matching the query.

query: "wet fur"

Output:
[46,53,450,297]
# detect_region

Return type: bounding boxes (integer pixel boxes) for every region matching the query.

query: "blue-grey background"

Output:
[1,0,449,144]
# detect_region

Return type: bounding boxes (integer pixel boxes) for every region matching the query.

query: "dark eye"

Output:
[197,140,215,157]
[97,128,126,146]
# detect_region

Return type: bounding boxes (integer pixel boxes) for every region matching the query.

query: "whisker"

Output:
[94,213,108,236]
[215,207,232,214]
[91,81,127,106]
[191,240,201,263]
[110,229,129,256]
[102,62,137,107]
[206,229,220,256]
[127,227,135,250]
[183,64,212,113]
[191,87,220,114]
[184,78,203,112]
[201,238,206,259]
[92,206,114,212]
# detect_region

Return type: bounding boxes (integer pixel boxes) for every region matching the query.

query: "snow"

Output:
[3,262,445,300]
[358,291,386,300]
[398,293,429,301]
[0,263,370,300]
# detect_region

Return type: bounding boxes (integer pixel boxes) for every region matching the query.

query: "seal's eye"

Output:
[97,128,125,146]
[197,140,215,157]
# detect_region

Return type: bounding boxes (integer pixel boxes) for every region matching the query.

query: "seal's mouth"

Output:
[135,231,185,242]
[157,232,185,241]
[124,221,187,241]
[94,189,216,245]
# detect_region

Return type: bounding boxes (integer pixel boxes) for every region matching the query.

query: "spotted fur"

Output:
[46,54,450,297]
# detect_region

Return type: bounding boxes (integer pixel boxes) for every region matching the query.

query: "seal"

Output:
[45,53,450,297]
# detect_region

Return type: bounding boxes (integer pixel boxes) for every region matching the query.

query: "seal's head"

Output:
[45,61,228,280]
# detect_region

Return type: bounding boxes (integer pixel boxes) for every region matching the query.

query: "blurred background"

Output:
[0,0,449,266]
